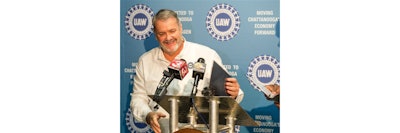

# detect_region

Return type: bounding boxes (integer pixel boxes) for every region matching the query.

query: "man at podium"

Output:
[130,9,244,133]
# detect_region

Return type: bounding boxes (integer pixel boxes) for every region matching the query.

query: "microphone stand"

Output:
[187,76,199,129]
[187,75,210,130]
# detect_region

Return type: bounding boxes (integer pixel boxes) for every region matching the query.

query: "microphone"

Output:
[152,70,172,104]
[191,58,206,97]
[168,59,189,80]
[188,58,208,127]
[152,59,188,105]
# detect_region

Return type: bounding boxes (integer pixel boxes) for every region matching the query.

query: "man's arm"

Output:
[130,58,153,122]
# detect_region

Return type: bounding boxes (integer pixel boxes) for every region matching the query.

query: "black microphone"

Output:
[152,70,172,104]
[152,59,188,104]
[191,58,206,97]
[188,58,208,127]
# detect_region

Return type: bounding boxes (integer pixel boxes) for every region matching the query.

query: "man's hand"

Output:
[225,78,240,99]
[265,84,280,109]
[266,84,280,96]
[146,112,166,133]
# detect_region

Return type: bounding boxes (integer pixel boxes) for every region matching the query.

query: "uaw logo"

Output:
[126,108,153,133]
[125,4,154,40]
[247,55,280,92]
[206,3,240,41]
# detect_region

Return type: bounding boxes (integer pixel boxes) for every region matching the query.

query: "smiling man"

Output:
[130,9,244,133]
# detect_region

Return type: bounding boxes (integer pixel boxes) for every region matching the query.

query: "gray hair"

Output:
[152,9,181,31]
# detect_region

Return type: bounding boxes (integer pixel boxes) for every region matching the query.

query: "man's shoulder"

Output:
[138,47,160,60]
[186,41,216,52]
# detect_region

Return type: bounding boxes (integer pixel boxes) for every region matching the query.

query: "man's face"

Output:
[154,17,183,55]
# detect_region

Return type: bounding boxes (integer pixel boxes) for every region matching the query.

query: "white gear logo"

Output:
[125,108,153,133]
[125,4,154,40]
[247,55,280,94]
[206,3,240,41]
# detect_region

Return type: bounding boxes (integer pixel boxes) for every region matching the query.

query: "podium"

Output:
[153,95,259,133]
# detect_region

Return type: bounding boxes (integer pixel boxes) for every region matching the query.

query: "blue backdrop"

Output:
[120,0,280,132]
